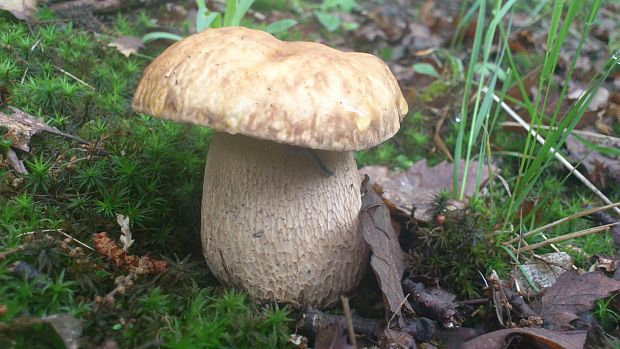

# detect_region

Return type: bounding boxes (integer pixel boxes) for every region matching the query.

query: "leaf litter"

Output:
[3,0,620,348]
[360,159,494,222]
[0,107,85,153]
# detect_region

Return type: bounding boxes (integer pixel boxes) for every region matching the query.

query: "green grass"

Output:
[389,0,619,301]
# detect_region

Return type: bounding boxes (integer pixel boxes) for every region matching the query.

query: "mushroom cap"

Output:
[132,27,408,151]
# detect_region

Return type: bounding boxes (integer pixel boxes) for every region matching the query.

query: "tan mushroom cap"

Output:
[132,27,408,151]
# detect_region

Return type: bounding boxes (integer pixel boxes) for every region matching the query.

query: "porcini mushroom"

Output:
[132,27,408,307]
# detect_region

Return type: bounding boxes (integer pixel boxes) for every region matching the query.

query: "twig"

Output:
[18,229,95,251]
[500,121,620,143]
[0,246,25,260]
[6,148,27,174]
[52,64,95,90]
[340,296,357,348]
[514,222,620,253]
[96,273,134,310]
[457,298,488,306]
[434,107,454,161]
[387,293,410,328]
[483,87,620,216]
[505,202,620,245]
[300,308,383,337]
[7,107,89,146]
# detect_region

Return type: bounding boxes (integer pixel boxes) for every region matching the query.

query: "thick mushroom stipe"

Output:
[202,133,369,307]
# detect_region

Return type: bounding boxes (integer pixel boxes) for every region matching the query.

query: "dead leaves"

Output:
[461,328,588,349]
[0,107,83,153]
[565,134,620,187]
[108,36,144,57]
[0,107,86,173]
[535,271,620,330]
[360,160,493,222]
[314,320,354,349]
[359,176,412,319]
[0,0,38,20]
[0,314,82,349]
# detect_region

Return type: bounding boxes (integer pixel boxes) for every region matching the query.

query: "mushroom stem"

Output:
[288,147,335,177]
[201,133,369,307]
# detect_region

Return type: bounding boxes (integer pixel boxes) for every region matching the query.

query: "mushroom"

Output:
[132,27,408,307]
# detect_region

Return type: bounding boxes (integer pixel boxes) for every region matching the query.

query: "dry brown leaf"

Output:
[593,254,618,273]
[0,314,82,349]
[565,134,620,186]
[380,328,416,349]
[536,271,620,329]
[516,252,574,292]
[359,176,412,319]
[360,160,493,222]
[461,328,587,349]
[567,85,609,111]
[0,107,84,152]
[314,320,354,349]
[108,36,144,57]
[0,0,37,20]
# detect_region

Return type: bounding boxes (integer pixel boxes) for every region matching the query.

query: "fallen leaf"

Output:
[593,254,617,273]
[314,320,354,349]
[359,176,412,319]
[535,271,620,329]
[565,133,620,186]
[108,36,144,57]
[400,316,437,342]
[0,107,84,152]
[0,314,82,349]
[379,328,415,349]
[42,314,82,349]
[516,252,574,292]
[461,328,587,349]
[360,160,494,222]
[0,0,37,20]
[567,85,609,112]
[116,214,134,252]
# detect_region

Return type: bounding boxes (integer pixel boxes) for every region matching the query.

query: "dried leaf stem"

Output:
[513,222,620,253]
[505,202,620,245]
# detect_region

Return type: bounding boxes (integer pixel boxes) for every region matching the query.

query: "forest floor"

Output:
[1,0,620,348]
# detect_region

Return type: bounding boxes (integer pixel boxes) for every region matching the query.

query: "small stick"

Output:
[18,229,95,251]
[505,202,620,245]
[500,121,620,143]
[301,308,383,337]
[483,87,620,216]
[52,64,95,90]
[0,246,25,260]
[387,293,410,328]
[340,296,357,347]
[434,107,454,161]
[515,222,619,253]
[457,298,489,306]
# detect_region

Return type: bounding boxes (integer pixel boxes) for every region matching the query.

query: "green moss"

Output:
[0,16,292,348]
